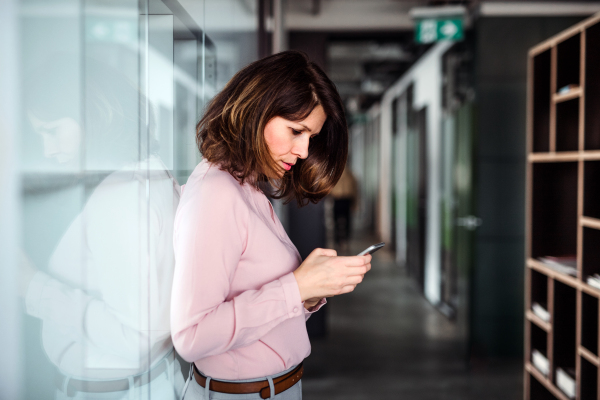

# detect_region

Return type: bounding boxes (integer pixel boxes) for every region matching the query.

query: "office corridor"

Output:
[302,234,523,400]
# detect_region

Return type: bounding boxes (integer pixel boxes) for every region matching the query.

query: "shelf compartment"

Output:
[528,310,552,332]
[585,22,600,150]
[584,161,600,219]
[583,227,600,289]
[555,367,576,399]
[531,320,549,374]
[555,99,580,152]
[580,356,598,400]
[553,86,582,103]
[581,291,599,355]
[532,49,552,153]
[556,33,581,92]
[528,365,569,400]
[530,268,549,310]
[531,162,578,260]
[552,280,577,378]
[530,267,550,316]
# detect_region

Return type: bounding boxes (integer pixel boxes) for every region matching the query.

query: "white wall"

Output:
[395,95,408,265]
[377,41,454,305]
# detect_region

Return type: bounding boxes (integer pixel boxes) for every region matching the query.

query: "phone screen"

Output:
[357,242,385,256]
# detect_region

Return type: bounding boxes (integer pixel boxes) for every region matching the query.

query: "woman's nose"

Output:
[292,135,310,159]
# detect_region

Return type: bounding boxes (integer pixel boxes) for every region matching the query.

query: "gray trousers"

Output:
[181,365,302,400]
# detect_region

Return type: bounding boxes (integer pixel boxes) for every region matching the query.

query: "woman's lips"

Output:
[282,162,292,171]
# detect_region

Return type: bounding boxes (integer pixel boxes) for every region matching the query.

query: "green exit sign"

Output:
[415,18,463,43]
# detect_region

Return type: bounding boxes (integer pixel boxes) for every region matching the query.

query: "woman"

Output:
[171,51,372,400]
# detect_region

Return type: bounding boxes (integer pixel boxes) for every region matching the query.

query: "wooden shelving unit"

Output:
[526,13,600,400]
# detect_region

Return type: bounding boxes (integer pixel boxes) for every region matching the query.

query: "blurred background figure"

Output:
[330,167,358,253]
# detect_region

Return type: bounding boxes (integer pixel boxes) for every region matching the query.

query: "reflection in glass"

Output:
[21,55,183,399]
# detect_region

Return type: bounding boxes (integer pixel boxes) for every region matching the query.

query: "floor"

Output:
[301,234,523,400]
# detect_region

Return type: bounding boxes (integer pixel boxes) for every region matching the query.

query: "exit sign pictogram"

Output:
[415,18,463,43]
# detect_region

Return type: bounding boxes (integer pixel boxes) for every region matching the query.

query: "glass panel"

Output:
[20,1,86,397]
[174,38,201,183]
[9,0,259,397]
[17,0,209,397]
[205,0,258,92]
[1,1,24,398]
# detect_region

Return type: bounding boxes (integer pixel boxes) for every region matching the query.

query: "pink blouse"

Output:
[171,160,325,380]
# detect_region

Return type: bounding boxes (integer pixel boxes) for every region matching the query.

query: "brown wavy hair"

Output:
[197,50,348,205]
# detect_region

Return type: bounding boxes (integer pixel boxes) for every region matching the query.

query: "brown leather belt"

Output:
[193,363,303,399]
[55,355,171,396]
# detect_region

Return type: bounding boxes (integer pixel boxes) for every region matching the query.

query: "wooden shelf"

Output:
[528,151,600,163]
[582,151,600,160]
[528,152,579,162]
[528,259,579,288]
[581,216,600,230]
[527,260,600,300]
[528,151,600,162]
[526,363,571,400]
[580,281,600,298]
[553,87,582,103]
[527,14,600,400]
[579,346,600,366]
[528,13,600,57]
[526,310,551,332]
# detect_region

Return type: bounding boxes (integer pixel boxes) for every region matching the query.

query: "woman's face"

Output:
[28,112,82,164]
[264,105,327,178]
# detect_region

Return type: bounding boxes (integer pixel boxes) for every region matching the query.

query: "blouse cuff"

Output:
[304,298,327,314]
[279,272,304,319]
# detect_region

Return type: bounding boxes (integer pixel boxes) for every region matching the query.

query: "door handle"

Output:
[456,215,482,231]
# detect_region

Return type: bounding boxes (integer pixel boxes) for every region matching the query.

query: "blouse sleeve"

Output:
[25,176,176,372]
[170,177,305,363]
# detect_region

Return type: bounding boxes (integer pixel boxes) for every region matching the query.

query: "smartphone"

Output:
[357,242,385,256]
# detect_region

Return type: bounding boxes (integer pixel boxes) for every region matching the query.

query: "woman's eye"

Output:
[292,129,302,135]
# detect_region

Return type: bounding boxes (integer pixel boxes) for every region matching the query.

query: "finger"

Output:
[339,284,357,294]
[346,275,364,285]
[337,255,370,267]
[344,265,369,276]
[314,248,337,257]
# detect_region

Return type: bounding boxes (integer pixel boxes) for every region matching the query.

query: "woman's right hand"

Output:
[293,248,371,301]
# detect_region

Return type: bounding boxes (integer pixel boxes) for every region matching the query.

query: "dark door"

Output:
[453,102,477,356]
[406,103,428,291]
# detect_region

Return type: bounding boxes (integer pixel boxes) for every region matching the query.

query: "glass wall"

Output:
[0,0,258,398]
